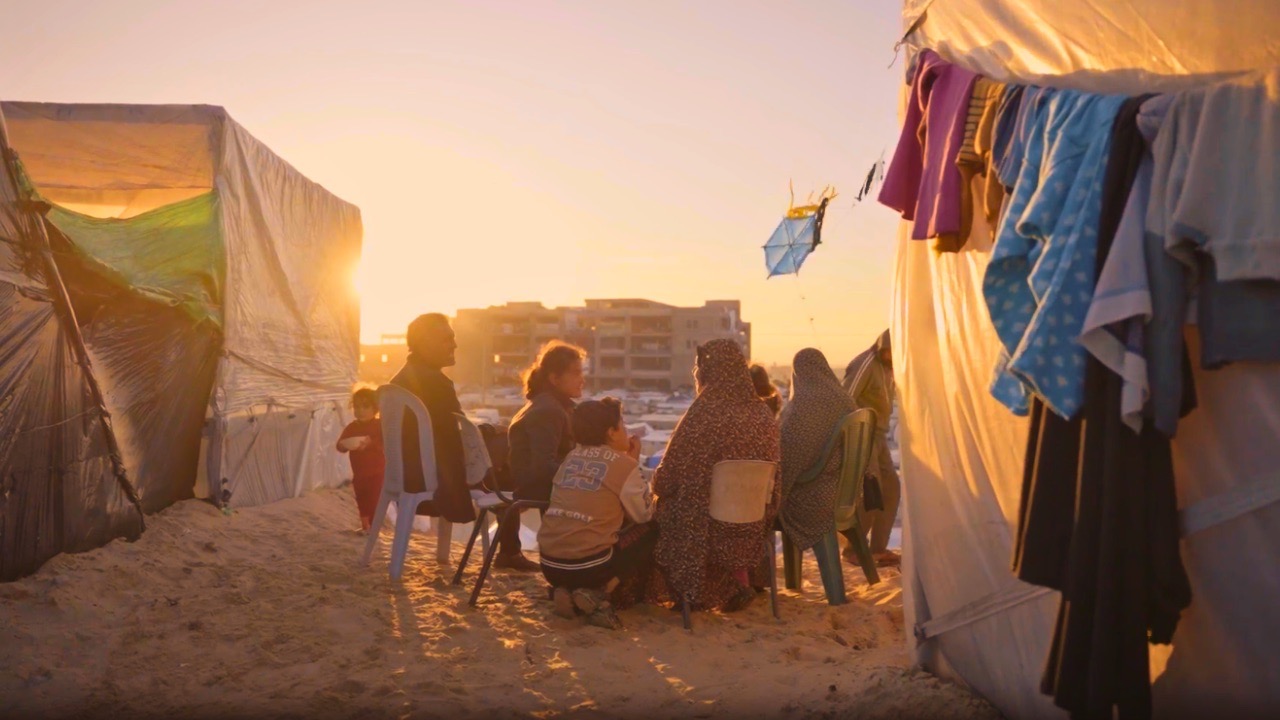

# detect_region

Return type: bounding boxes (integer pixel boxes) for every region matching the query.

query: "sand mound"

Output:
[0,487,1000,719]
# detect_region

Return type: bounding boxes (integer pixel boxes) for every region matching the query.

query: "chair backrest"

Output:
[834,408,878,530]
[377,384,437,495]
[708,460,778,524]
[455,413,493,488]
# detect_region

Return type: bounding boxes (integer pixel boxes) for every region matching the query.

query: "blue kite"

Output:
[763,192,833,278]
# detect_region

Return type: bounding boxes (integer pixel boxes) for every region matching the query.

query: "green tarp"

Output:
[43,191,224,326]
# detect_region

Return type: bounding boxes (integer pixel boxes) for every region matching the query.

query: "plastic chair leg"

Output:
[480,515,492,556]
[813,532,848,605]
[452,508,488,586]
[389,496,418,581]
[681,595,692,631]
[846,520,881,586]
[468,506,510,607]
[361,490,392,564]
[782,532,803,590]
[767,537,780,619]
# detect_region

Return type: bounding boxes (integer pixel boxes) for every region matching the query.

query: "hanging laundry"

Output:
[1079,95,1174,433]
[956,77,1006,245]
[992,84,1026,192]
[1148,67,1280,283]
[854,156,886,204]
[879,49,978,252]
[983,87,1127,419]
[1016,96,1192,720]
[1084,81,1280,439]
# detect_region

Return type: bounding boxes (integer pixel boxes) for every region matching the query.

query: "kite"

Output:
[763,186,835,278]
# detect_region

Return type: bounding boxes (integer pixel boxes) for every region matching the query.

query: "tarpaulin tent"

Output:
[891,1,1280,718]
[0,103,361,581]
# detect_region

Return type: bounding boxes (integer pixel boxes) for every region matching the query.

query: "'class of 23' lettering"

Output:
[557,458,609,492]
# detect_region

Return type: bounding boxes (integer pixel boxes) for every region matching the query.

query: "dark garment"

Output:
[1196,256,1280,369]
[504,390,574,554]
[1012,399,1079,589]
[1013,96,1193,720]
[992,84,1027,191]
[389,355,476,523]
[508,390,575,503]
[477,424,511,491]
[541,522,658,599]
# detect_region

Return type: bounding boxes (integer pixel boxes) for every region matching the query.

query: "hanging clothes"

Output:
[1145,68,1280,383]
[984,88,1128,419]
[879,49,979,252]
[1013,95,1193,720]
[992,84,1026,192]
[1078,96,1171,432]
[1148,67,1280,283]
[956,77,1008,244]
[1085,79,1280,438]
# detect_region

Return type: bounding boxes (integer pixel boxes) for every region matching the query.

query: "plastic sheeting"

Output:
[0,117,142,581]
[212,118,362,508]
[0,102,361,578]
[894,1,1280,717]
[43,216,220,514]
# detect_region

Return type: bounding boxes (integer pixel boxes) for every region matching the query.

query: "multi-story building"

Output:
[452,299,750,393]
[357,333,409,387]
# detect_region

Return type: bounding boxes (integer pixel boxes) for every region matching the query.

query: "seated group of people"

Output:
[379,313,899,630]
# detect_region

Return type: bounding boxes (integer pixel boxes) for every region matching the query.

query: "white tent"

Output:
[891,2,1280,717]
[1,102,361,518]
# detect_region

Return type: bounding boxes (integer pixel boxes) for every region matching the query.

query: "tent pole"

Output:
[0,117,146,535]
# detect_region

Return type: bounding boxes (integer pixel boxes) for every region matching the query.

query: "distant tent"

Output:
[0,103,361,581]
[889,1,1280,718]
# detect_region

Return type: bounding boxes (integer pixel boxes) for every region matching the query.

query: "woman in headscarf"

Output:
[778,348,855,552]
[652,339,781,612]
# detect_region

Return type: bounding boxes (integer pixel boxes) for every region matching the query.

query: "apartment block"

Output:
[452,299,751,393]
[357,333,409,387]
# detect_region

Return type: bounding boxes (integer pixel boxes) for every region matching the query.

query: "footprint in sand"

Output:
[334,679,368,697]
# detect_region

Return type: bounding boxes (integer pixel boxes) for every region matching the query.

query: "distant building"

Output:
[358,334,409,387]
[452,299,751,393]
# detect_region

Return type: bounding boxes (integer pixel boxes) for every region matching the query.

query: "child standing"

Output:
[337,387,385,533]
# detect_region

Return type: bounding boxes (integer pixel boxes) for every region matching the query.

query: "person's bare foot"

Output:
[874,551,901,567]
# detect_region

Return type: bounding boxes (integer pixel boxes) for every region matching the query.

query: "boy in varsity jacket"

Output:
[537,397,655,629]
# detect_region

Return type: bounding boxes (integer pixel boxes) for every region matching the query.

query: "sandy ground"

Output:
[0,487,1000,720]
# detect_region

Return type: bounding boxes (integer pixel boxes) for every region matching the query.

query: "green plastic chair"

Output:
[780,407,881,599]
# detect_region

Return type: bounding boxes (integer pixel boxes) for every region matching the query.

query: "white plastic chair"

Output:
[681,459,780,629]
[456,413,503,560]
[361,385,442,580]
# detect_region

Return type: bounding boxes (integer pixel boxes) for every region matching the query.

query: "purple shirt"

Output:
[879,50,979,241]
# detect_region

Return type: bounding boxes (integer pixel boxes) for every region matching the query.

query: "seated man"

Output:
[388,314,477,526]
[537,397,656,629]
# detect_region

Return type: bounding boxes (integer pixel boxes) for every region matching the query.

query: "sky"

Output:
[0,0,906,365]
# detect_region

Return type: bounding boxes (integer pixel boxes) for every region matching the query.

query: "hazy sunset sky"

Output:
[1,0,906,365]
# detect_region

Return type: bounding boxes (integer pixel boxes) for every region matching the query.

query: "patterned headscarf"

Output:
[778,348,856,549]
[653,339,781,609]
